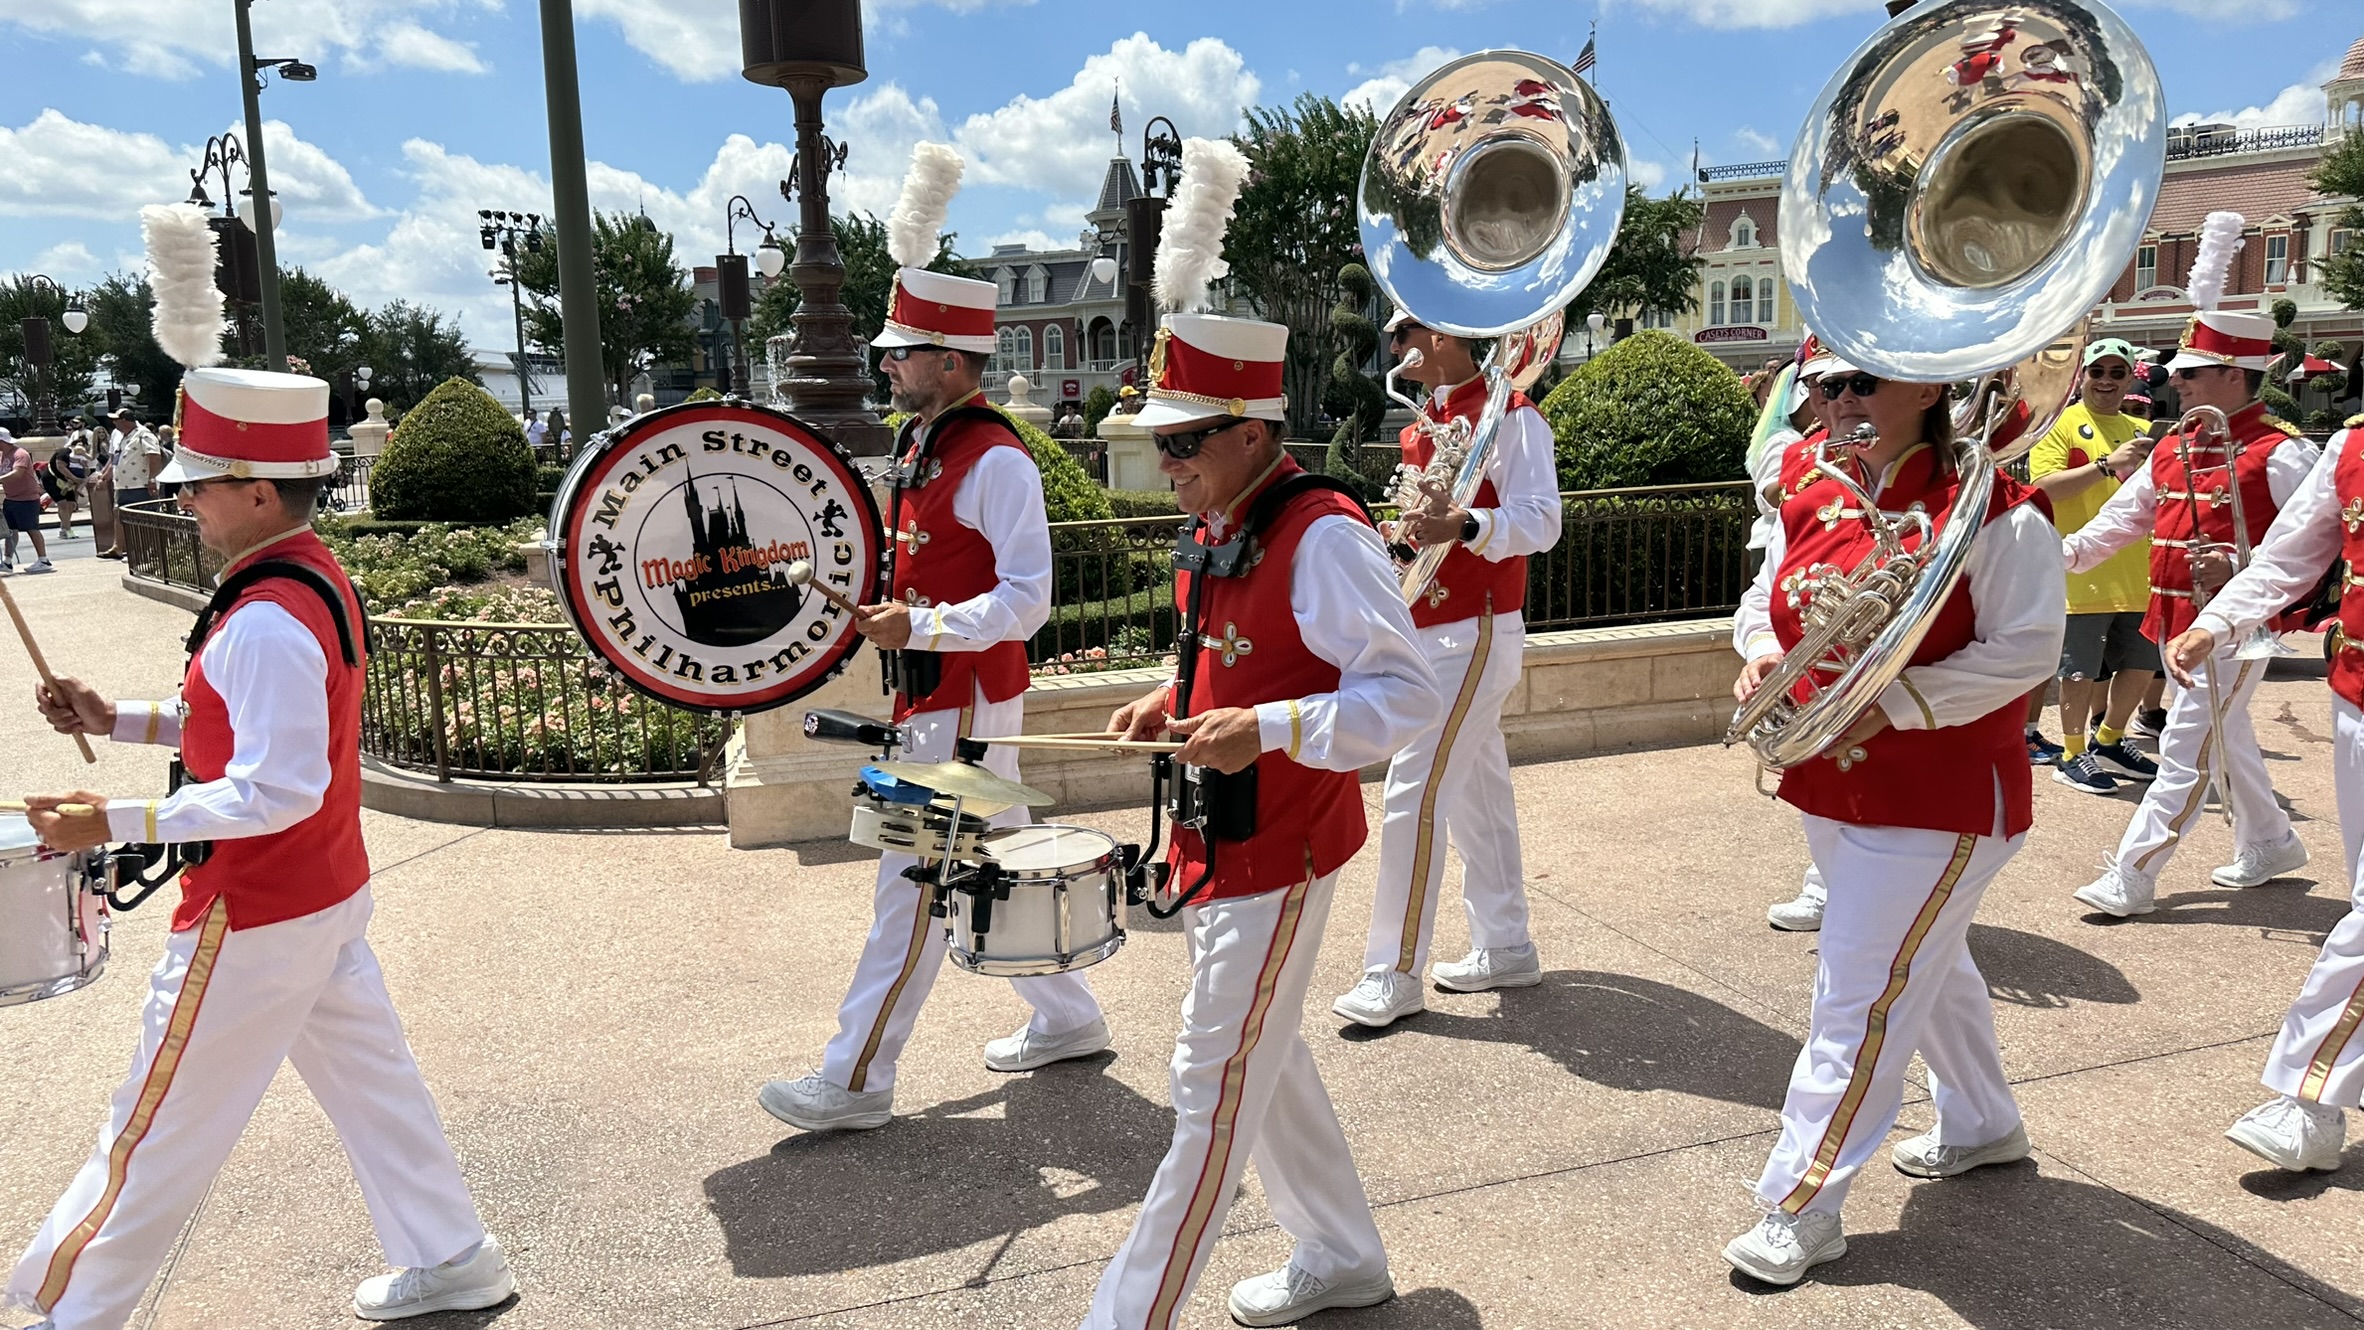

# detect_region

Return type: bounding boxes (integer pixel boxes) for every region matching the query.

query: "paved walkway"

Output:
[2,553,2360,1330]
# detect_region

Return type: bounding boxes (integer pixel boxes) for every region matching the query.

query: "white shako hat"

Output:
[2166,309,2277,373]
[871,267,999,355]
[157,366,335,484]
[1133,313,1289,431]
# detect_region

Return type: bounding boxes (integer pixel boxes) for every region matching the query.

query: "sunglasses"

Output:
[879,345,934,363]
[1154,418,1246,460]
[2085,364,2129,381]
[2171,365,2226,382]
[1817,373,1884,400]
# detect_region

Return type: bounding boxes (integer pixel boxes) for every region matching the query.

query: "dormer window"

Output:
[1730,213,1759,249]
[1024,266,1048,303]
[994,269,1015,303]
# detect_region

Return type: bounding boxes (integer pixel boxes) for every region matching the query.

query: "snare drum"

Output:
[0,821,111,1008]
[944,825,1126,977]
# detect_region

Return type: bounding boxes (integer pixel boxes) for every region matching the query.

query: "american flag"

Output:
[1110,91,1123,136]
[1571,35,1596,77]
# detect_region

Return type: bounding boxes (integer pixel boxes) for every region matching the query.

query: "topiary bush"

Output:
[1083,385,1117,437]
[1107,489,1181,518]
[368,376,539,522]
[1539,331,1753,491]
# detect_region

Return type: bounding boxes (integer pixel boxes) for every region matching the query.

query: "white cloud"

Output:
[0,110,377,225]
[27,241,100,279]
[7,1,498,80]
[951,35,1259,200]
[1620,0,1878,27]
[982,229,1061,252]
[1734,127,1781,158]
[1629,159,1668,191]
[2172,82,2328,131]
[1340,46,1463,116]
[578,0,1037,82]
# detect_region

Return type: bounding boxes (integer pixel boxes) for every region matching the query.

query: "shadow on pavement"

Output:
[1366,970,1801,1112]
[1966,924,2138,1009]
[1807,1167,2362,1327]
[704,1063,1169,1278]
[1317,1286,1484,1328]
[2238,1141,2364,1201]
[2128,883,2351,936]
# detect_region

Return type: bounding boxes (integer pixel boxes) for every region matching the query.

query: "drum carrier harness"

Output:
[105,558,369,911]
[878,404,1025,703]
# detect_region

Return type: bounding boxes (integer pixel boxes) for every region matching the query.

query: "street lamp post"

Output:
[189,135,265,357]
[1123,117,1184,372]
[739,0,889,456]
[18,274,86,437]
[481,211,546,415]
[719,193,785,398]
[231,0,316,373]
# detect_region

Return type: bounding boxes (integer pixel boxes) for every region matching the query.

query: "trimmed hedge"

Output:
[1107,488,1181,518]
[1539,331,1753,491]
[369,377,540,522]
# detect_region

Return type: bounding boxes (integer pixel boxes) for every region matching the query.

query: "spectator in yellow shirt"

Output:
[2029,338,2163,795]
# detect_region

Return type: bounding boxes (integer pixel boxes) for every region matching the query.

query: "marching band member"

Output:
[8,360,508,1326]
[1089,138,1439,1329]
[1726,364,2063,1286]
[1332,311,1561,1027]
[2060,251,2318,918]
[1760,348,1838,933]
[759,146,1108,1134]
[2164,422,2364,1172]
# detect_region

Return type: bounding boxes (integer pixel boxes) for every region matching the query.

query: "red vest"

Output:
[2145,402,2291,643]
[1770,445,2041,838]
[1171,461,1371,900]
[1777,426,1832,502]
[176,530,370,931]
[2329,431,2364,710]
[1400,377,1532,626]
[889,394,1033,719]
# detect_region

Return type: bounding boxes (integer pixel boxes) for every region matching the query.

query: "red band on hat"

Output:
[1158,335,1285,402]
[2186,320,2271,363]
[889,284,995,339]
[178,390,330,465]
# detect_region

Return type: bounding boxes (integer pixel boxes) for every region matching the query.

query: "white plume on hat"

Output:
[1153,137,1251,314]
[2186,210,2245,314]
[142,202,227,370]
[887,142,964,269]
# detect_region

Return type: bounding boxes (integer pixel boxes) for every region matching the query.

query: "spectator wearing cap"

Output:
[0,428,55,573]
[2028,337,2163,795]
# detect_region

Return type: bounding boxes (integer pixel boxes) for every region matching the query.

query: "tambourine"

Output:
[546,401,885,714]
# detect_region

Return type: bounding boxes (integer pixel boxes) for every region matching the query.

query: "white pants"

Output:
[820,688,1102,1094]
[8,889,484,1330]
[1362,612,1528,975]
[2112,648,2289,883]
[1754,817,2023,1217]
[1083,872,1385,1330]
[2262,697,2364,1107]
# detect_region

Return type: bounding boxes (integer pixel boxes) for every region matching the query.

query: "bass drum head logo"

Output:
[552,403,883,713]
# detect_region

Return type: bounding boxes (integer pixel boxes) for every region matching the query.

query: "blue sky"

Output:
[0,0,2347,347]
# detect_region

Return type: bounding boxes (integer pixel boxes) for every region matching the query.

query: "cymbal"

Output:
[870,759,1055,808]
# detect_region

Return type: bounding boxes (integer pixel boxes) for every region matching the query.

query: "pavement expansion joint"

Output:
[1528,879,1815,1034]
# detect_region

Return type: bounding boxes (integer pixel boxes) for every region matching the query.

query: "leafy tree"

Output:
[1082,384,1117,436]
[370,376,538,522]
[1578,187,1709,325]
[2316,129,2364,311]
[270,267,369,381]
[749,210,972,399]
[360,301,478,415]
[0,276,101,426]
[514,210,697,407]
[1325,262,1386,477]
[81,274,183,415]
[1538,330,1752,489]
[1228,94,1378,438]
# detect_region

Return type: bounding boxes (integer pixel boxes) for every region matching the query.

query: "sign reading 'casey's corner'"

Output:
[548,402,884,713]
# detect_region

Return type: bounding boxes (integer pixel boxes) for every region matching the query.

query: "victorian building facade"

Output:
[969,156,1148,410]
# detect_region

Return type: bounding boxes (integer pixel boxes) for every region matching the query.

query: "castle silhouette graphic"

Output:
[648,470,805,648]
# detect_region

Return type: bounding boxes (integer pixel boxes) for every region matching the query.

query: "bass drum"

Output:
[547,401,886,714]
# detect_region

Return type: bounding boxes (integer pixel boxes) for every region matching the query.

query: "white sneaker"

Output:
[983,1016,1111,1072]
[1767,889,1825,932]
[1226,1262,1395,1326]
[22,558,52,574]
[353,1234,515,1320]
[1332,969,1425,1028]
[2212,833,2310,888]
[1722,1209,1846,1286]
[1892,1122,2030,1178]
[2226,1095,2347,1172]
[1431,942,1542,992]
[757,1073,892,1131]
[2073,857,2156,917]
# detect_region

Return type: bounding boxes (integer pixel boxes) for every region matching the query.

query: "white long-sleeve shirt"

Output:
[1748,428,1804,551]
[1245,514,1443,771]
[1735,465,2065,732]
[103,601,332,846]
[2063,436,2317,573]
[904,440,1052,652]
[1458,400,1563,563]
[2194,431,2352,642]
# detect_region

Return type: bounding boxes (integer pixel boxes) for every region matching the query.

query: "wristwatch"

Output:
[1460,513,1481,544]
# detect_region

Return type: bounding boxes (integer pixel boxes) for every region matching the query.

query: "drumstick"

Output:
[982,736,1185,753]
[0,577,97,763]
[0,800,101,816]
[783,560,863,616]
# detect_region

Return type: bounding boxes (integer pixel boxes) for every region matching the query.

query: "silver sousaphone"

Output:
[1727,0,2165,770]
[1358,49,1626,607]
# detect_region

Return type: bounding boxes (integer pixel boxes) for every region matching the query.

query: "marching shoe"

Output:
[1766,888,1825,932]
[757,1073,893,1132]
[2212,833,2309,888]
[1722,1209,1846,1287]
[1431,942,1542,992]
[2088,738,2159,780]
[1332,968,1425,1027]
[354,1234,515,1320]
[2051,752,2118,795]
[983,1016,1111,1072]
[1892,1122,2030,1178]
[2073,858,2157,918]
[1226,1262,1395,1326]
[2226,1096,2347,1173]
